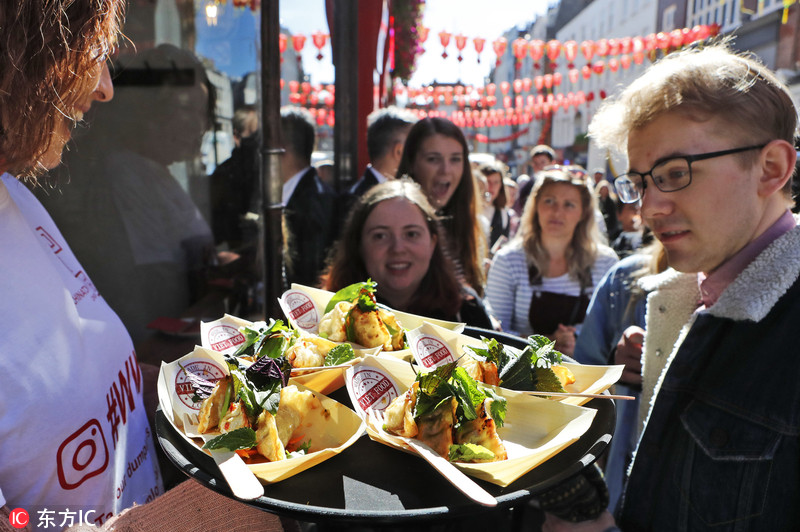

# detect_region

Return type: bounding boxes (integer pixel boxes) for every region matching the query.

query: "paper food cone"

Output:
[199,314,370,395]
[345,355,596,487]
[158,347,365,484]
[408,321,623,406]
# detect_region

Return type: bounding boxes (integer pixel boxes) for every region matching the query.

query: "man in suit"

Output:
[280,106,337,287]
[348,106,417,198]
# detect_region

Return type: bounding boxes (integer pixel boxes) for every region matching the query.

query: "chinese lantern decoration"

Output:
[620,54,632,69]
[568,68,579,84]
[552,72,562,87]
[311,31,327,61]
[438,30,452,59]
[279,33,288,63]
[473,37,486,63]
[581,40,595,61]
[608,38,620,56]
[292,34,306,67]
[500,80,510,95]
[620,37,633,54]
[522,77,532,92]
[595,38,609,56]
[529,39,544,69]
[543,73,553,89]
[289,80,299,93]
[581,65,591,79]
[633,50,645,65]
[669,29,684,49]
[545,39,561,62]
[534,76,544,91]
[592,61,605,75]
[454,34,467,62]
[513,79,523,93]
[486,82,496,96]
[492,37,507,66]
[563,40,578,68]
[656,32,670,53]
[608,58,619,72]
[512,38,528,70]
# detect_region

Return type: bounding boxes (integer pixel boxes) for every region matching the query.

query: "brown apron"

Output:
[528,266,590,336]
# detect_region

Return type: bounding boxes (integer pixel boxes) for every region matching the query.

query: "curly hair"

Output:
[321,179,462,318]
[0,0,124,177]
[519,169,605,287]
[396,117,487,294]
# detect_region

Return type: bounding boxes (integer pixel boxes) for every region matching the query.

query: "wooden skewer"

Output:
[523,391,635,400]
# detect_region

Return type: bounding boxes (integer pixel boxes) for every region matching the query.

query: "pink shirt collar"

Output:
[699,209,796,307]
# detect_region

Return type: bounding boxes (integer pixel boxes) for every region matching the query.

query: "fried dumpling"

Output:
[454,399,507,462]
[349,305,392,349]
[197,376,230,433]
[255,410,286,461]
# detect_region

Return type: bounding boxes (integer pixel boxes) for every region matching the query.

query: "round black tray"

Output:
[155,327,615,527]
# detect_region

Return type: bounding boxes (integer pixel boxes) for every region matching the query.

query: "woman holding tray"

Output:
[0,1,297,530]
[485,168,618,355]
[321,179,494,329]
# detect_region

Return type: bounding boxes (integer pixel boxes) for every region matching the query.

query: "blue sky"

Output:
[196,0,552,86]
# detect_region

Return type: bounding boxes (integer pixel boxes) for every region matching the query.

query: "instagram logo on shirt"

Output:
[57,419,109,490]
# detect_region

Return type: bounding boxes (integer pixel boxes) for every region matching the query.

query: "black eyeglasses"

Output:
[613,144,766,203]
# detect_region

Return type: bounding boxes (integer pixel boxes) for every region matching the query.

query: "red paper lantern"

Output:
[473,37,486,63]
[620,37,633,54]
[529,39,545,62]
[454,34,467,62]
[289,80,300,93]
[513,79,523,93]
[552,72,562,87]
[632,51,645,65]
[500,81,510,95]
[568,68,579,84]
[608,58,619,72]
[292,34,306,53]
[522,77,532,92]
[503,96,512,109]
[656,32,670,52]
[492,37,507,66]
[620,54,632,69]
[301,81,311,94]
[545,39,561,61]
[439,30,452,59]
[279,33,288,54]
[669,29,684,49]
[512,38,528,61]
[581,40,595,61]
[311,30,328,61]
[544,73,553,89]
[563,40,578,63]
[418,26,430,43]
[581,65,591,79]
[486,82,496,96]
[608,38,620,56]
[595,38,609,56]
[644,34,657,51]
[632,36,645,53]
[534,76,544,91]
[592,61,605,74]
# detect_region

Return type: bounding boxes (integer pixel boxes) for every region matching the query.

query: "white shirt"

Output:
[0,174,162,526]
[485,239,618,337]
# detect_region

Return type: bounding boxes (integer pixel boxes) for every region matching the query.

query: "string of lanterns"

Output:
[281,23,720,133]
[280,23,720,70]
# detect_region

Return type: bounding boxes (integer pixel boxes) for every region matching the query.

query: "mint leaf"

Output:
[528,335,564,367]
[202,427,257,451]
[450,366,487,421]
[325,280,376,314]
[325,343,356,366]
[532,366,566,392]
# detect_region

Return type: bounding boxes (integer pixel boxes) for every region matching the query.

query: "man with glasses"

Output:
[543,42,798,531]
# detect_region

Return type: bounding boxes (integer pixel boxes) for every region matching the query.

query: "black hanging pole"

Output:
[260,0,285,320]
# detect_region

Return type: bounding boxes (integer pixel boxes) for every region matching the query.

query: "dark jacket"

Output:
[619,220,800,531]
[284,168,337,287]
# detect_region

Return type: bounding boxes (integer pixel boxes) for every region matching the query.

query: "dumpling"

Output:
[454,399,507,462]
[197,376,230,433]
[318,301,351,342]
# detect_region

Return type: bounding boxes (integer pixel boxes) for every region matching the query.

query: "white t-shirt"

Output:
[485,239,619,337]
[0,174,162,528]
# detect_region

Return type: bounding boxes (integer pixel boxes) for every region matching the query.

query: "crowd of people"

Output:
[2,1,799,530]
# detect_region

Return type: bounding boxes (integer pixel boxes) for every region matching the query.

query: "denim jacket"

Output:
[619,222,800,531]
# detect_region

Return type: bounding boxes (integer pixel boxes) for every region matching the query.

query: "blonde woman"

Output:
[485,169,618,354]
